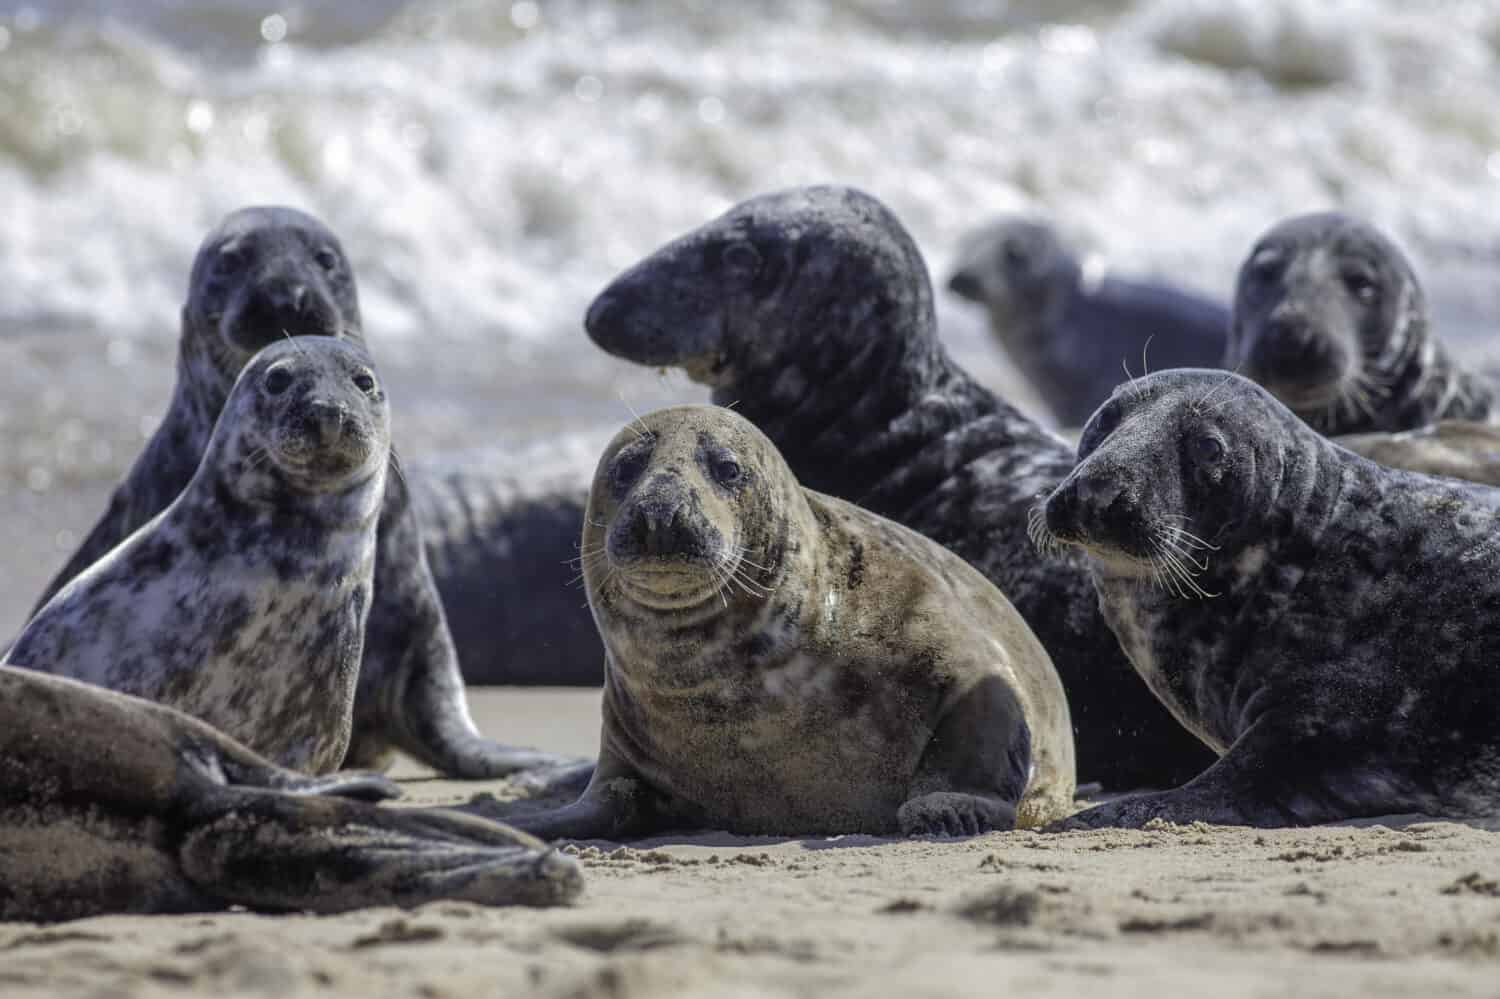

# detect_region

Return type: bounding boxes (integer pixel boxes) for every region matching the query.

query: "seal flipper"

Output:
[179,794,583,912]
[462,750,667,841]
[346,465,582,778]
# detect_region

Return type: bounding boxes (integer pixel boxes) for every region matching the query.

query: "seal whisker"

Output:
[1156,530,1210,572]
[1152,538,1219,599]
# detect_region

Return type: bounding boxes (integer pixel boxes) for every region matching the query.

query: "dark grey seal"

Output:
[1226,211,1497,436]
[469,405,1074,838]
[947,216,1229,427]
[0,666,582,922]
[1037,369,1500,828]
[9,338,389,774]
[582,184,1213,791]
[28,205,570,777]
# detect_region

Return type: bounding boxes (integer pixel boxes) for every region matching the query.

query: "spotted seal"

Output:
[28,205,570,776]
[468,405,1073,838]
[9,338,390,773]
[1225,211,1497,436]
[0,666,581,922]
[1036,369,1500,828]
[948,215,1229,427]
[582,185,1212,790]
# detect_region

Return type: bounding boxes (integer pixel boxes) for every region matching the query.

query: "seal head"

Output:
[947,217,1081,326]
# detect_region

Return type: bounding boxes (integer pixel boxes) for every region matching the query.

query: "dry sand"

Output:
[4,689,1500,999]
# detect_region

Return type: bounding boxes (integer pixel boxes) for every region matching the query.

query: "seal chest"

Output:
[473,405,1075,840]
[7,337,390,774]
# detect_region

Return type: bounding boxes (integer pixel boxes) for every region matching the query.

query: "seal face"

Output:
[948,216,1228,427]
[473,405,1074,839]
[1226,212,1495,435]
[1038,369,1500,828]
[8,338,390,773]
[0,666,582,922]
[584,184,1213,790]
[29,205,575,779]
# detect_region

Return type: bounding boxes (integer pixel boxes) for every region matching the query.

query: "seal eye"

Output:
[611,447,651,493]
[353,372,377,394]
[1001,239,1029,271]
[1189,434,1224,465]
[314,247,342,273]
[264,366,294,396]
[1247,249,1282,284]
[1342,269,1379,305]
[216,247,246,274]
[711,456,743,487]
[721,242,761,278]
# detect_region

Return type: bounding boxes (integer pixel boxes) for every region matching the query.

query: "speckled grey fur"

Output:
[1227,212,1497,436]
[468,406,1074,839]
[1039,369,1500,828]
[582,185,1212,790]
[0,667,582,922]
[948,216,1228,427]
[9,338,389,773]
[28,206,574,777]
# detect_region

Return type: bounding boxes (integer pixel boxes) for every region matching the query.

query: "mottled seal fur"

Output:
[9,338,389,773]
[0,667,582,922]
[1038,369,1500,828]
[583,184,1212,790]
[1226,212,1496,435]
[948,216,1228,427]
[470,406,1074,839]
[28,205,571,777]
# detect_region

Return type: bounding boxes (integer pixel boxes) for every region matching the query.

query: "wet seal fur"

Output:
[0,666,582,922]
[948,216,1228,427]
[583,185,1212,790]
[9,338,390,773]
[27,205,571,777]
[468,406,1073,838]
[1226,211,1497,436]
[1038,369,1500,828]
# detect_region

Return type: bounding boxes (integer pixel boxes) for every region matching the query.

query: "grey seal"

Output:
[948,215,1229,427]
[28,205,572,777]
[8,338,388,773]
[582,184,1213,790]
[1336,420,1500,487]
[1225,211,1496,436]
[470,405,1074,838]
[1037,369,1500,828]
[0,666,582,922]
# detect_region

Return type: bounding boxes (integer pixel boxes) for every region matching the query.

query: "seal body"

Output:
[1039,369,1500,828]
[1336,420,1500,487]
[0,667,582,922]
[473,406,1073,839]
[1226,212,1496,436]
[28,206,573,777]
[583,185,1212,790]
[948,216,1228,427]
[9,338,389,773]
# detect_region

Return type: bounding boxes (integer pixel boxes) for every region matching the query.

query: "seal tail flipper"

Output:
[179,795,583,912]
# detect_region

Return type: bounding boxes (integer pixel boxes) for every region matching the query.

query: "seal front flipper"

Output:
[463,751,669,841]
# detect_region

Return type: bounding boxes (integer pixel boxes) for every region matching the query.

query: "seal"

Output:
[1225,211,1497,436]
[582,184,1213,790]
[1036,369,1500,828]
[0,666,582,922]
[948,215,1229,427]
[1336,420,1500,487]
[468,405,1074,838]
[27,205,572,777]
[8,338,389,773]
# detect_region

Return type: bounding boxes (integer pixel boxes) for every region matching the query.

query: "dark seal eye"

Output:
[1342,268,1379,304]
[611,446,651,493]
[353,371,376,393]
[721,241,761,278]
[216,247,246,275]
[1001,239,1029,271]
[711,456,743,487]
[264,366,294,395]
[1247,249,1282,283]
[1189,434,1224,465]
[1078,402,1121,458]
[314,247,342,272]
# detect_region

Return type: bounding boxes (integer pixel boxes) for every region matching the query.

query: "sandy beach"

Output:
[2,688,1497,999]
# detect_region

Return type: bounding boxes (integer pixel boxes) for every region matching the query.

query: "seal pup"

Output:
[1037,369,1500,828]
[948,216,1228,427]
[1226,211,1497,436]
[469,406,1073,839]
[9,338,390,773]
[28,205,572,777]
[583,184,1213,790]
[0,667,582,922]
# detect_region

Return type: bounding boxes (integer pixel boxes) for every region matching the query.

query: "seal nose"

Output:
[625,497,697,559]
[1253,308,1335,379]
[303,399,346,445]
[584,290,621,345]
[947,269,983,301]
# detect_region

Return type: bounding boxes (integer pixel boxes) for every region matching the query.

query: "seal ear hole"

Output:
[264,366,294,396]
[314,248,342,272]
[353,371,377,394]
[721,241,762,279]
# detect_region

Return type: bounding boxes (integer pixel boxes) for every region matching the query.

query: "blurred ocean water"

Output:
[0,0,1496,628]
